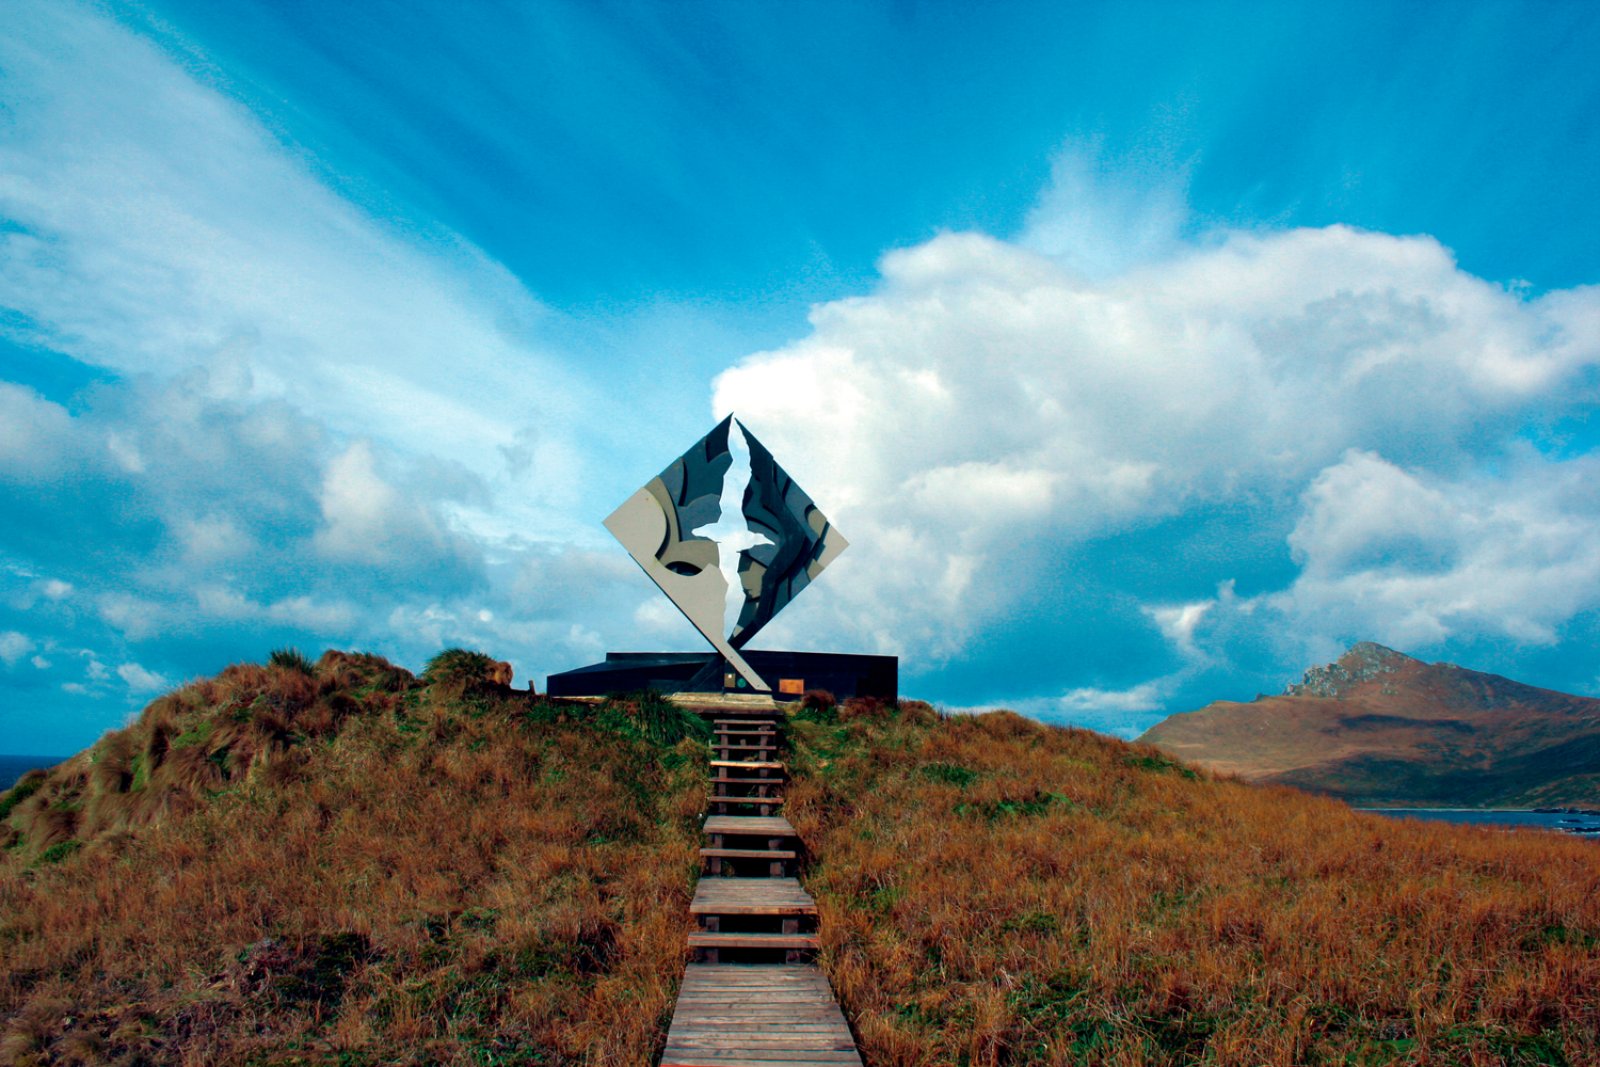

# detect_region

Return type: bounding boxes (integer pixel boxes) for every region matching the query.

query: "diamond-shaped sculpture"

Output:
[604,415,847,692]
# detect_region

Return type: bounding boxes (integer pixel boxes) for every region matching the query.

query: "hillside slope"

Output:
[789,701,1600,1066]
[8,661,1600,1066]
[0,650,708,1066]
[1139,642,1600,806]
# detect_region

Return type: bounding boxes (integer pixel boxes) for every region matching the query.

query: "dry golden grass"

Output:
[787,702,1600,1067]
[0,652,707,1066]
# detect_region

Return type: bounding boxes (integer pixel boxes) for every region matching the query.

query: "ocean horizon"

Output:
[1,754,68,791]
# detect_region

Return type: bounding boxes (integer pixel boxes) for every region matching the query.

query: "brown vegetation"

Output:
[0,651,706,1065]
[787,703,1600,1066]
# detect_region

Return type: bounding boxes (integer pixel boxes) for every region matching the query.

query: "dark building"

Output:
[547,651,897,702]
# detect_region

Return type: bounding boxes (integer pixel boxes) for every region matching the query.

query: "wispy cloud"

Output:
[0,1,670,750]
[0,0,600,538]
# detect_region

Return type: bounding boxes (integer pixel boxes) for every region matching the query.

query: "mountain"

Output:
[1139,642,1600,806]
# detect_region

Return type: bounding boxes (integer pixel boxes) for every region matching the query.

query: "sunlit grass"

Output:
[0,651,707,1066]
[789,702,1600,1066]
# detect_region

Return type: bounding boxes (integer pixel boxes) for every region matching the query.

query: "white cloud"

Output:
[0,0,596,540]
[972,679,1176,739]
[1146,599,1215,660]
[1020,138,1191,278]
[1262,449,1600,650]
[314,440,456,568]
[116,662,168,693]
[175,515,254,565]
[0,631,35,665]
[714,224,1600,684]
[0,384,82,482]
[1057,681,1167,715]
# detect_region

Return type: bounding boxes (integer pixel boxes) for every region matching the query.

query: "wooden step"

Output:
[711,759,784,770]
[711,718,783,727]
[705,814,796,837]
[711,775,785,785]
[688,932,819,950]
[661,964,863,1067]
[700,847,798,860]
[692,878,816,916]
[715,724,776,733]
[712,795,784,805]
[716,742,779,751]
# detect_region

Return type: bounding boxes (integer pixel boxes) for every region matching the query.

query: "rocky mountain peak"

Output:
[1283,642,1415,699]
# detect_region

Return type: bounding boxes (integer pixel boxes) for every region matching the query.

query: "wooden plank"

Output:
[688,932,818,950]
[711,760,784,770]
[704,815,795,836]
[692,878,816,916]
[662,964,862,1067]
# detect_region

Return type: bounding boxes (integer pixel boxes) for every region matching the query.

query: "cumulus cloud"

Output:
[1265,449,1600,651]
[715,223,1600,723]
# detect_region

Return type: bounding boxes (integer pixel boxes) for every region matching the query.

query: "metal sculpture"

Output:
[604,415,847,692]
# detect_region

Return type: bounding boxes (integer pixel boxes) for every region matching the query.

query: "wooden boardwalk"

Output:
[661,964,861,1067]
[660,703,863,1067]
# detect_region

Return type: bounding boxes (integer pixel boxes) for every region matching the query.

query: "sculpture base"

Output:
[546,651,897,702]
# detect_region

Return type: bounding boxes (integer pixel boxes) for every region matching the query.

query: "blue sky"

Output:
[3,0,1599,753]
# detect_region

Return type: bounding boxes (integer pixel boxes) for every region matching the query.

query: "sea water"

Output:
[1360,807,1600,838]
[0,755,65,791]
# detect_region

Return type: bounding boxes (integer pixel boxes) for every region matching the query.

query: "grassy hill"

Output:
[787,700,1600,1066]
[0,650,708,1065]
[5,655,1600,1065]
[1139,643,1600,807]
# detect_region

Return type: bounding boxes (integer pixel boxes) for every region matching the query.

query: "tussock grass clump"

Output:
[788,705,1600,1066]
[601,690,713,748]
[268,646,316,674]
[423,647,515,694]
[0,650,708,1065]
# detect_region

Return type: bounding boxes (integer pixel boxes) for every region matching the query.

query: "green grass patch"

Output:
[955,791,1077,820]
[1123,752,1199,779]
[36,839,83,866]
[171,719,215,750]
[918,762,978,787]
[0,771,46,819]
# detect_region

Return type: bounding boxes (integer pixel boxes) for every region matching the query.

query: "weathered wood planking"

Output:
[691,878,816,917]
[661,964,863,1067]
[658,717,862,1067]
[704,814,796,837]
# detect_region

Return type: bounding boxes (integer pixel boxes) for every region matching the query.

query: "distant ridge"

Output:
[1139,643,1600,807]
